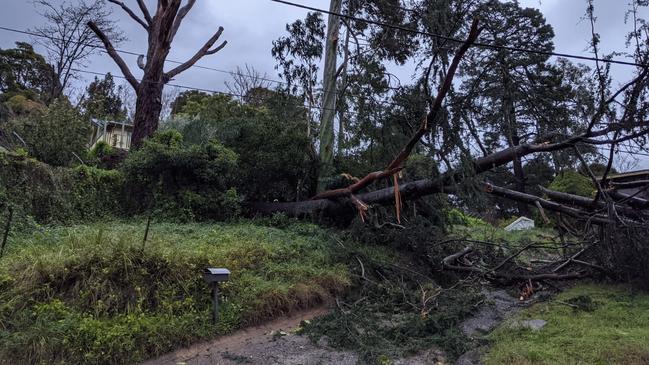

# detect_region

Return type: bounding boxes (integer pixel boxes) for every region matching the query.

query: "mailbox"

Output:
[203,267,230,324]
[203,268,230,283]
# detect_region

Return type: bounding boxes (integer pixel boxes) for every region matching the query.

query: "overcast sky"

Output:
[1,0,647,168]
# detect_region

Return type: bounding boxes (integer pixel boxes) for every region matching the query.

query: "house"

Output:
[89,118,133,150]
[599,169,649,200]
[504,216,535,231]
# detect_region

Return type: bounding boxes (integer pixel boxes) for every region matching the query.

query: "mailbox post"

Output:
[202,268,230,323]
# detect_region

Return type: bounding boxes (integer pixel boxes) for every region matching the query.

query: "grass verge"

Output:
[485,283,649,365]
[0,220,353,364]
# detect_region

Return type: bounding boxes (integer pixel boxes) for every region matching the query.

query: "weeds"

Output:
[486,284,649,365]
[303,239,482,364]
[0,221,351,364]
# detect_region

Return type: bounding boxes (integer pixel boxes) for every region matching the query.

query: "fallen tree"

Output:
[248,16,649,286]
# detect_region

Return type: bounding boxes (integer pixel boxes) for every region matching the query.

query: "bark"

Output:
[484,183,612,225]
[89,0,227,149]
[317,0,343,190]
[539,186,646,220]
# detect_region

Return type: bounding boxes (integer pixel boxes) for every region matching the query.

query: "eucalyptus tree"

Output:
[0,42,58,106]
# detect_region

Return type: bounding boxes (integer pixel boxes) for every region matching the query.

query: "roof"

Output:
[597,169,649,182]
[504,216,535,231]
[90,118,133,128]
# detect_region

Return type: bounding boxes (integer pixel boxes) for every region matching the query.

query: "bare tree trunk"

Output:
[89,0,227,149]
[132,77,165,147]
[317,0,343,190]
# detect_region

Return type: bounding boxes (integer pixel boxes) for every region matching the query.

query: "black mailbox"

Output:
[203,268,230,283]
[203,267,230,324]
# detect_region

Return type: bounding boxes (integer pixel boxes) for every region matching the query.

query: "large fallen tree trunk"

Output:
[249,14,649,221]
[483,183,613,225]
[539,186,647,220]
[608,190,649,209]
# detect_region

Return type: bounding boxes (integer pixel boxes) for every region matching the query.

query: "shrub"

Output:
[170,92,316,202]
[0,151,122,225]
[5,99,90,167]
[121,130,241,221]
[447,208,488,227]
[548,170,595,197]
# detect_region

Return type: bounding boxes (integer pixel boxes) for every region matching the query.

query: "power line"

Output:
[0,25,385,102]
[6,22,648,157]
[0,26,288,87]
[72,68,348,115]
[270,0,648,68]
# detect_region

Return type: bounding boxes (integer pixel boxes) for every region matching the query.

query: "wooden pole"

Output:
[141,212,152,251]
[212,283,219,323]
[0,207,13,258]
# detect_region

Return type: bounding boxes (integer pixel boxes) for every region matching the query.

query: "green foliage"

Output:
[80,73,126,121]
[0,42,57,106]
[271,12,324,97]
[0,151,122,225]
[6,99,91,166]
[486,284,649,365]
[547,170,595,197]
[0,221,351,365]
[121,130,241,221]
[447,208,488,227]
[170,92,315,202]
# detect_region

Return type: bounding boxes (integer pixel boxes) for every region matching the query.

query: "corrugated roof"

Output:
[598,169,649,181]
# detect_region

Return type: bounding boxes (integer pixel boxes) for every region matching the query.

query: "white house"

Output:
[89,118,133,150]
[504,216,535,231]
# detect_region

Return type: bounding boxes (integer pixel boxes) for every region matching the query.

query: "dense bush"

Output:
[548,170,595,197]
[0,151,123,226]
[168,92,316,202]
[121,130,241,221]
[5,99,90,166]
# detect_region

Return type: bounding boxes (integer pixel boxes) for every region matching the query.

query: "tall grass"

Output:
[0,221,351,364]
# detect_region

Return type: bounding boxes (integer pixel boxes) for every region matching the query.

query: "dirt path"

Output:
[456,287,530,365]
[140,307,359,365]
[142,289,527,365]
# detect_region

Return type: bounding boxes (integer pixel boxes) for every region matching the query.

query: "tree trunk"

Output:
[502,68,529,216]
[131,77,164,148]
[317,0,343,190]
[89,0,227,149]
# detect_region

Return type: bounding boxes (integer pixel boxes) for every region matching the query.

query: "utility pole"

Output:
[317,0,343,191]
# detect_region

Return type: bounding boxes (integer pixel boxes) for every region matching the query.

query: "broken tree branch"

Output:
[87,21,139,89]
[539,186,646,220]
[165,26,226,80]
[108,0,149,30]
[169,0,196,42]
[309,18,481,214]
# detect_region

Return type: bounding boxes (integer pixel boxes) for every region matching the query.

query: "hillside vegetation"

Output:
[0,221,356,364]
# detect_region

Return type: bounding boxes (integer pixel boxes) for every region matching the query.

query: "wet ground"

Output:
[142,288,525,365]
